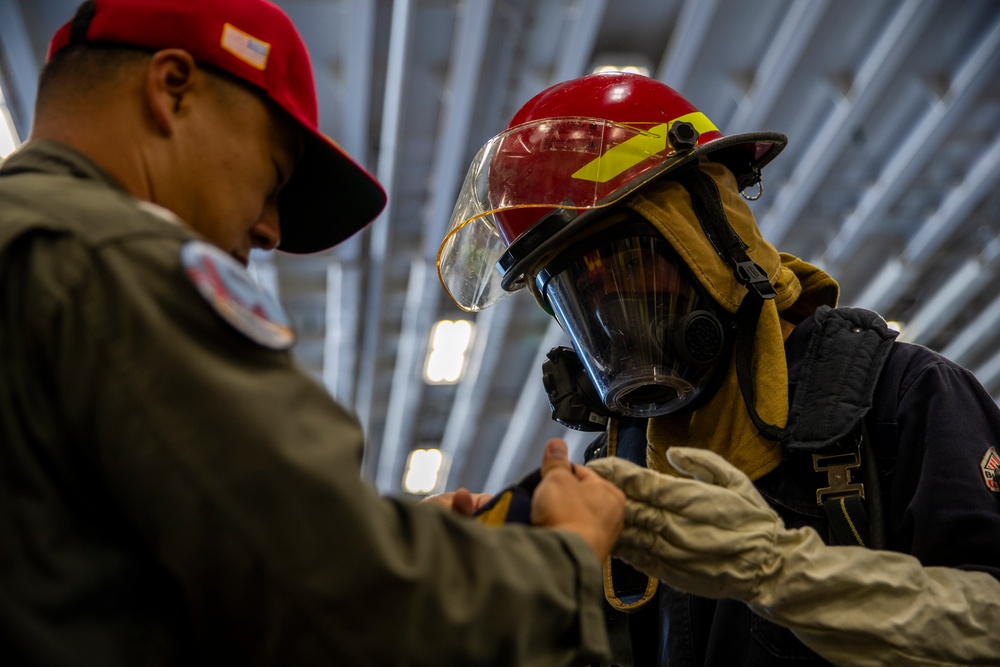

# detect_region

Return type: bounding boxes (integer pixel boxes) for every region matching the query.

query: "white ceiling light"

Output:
[0,86,19,159]
[402,448,449,495]
[590,52,653,77]
[424,319,474,384]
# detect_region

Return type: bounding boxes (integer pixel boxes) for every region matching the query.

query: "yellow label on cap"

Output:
[221,23,271,71]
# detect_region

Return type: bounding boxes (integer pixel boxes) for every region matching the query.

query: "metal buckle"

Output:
[813,448,865,505]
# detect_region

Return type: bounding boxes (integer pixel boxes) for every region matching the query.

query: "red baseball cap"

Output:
[48,0,386,254]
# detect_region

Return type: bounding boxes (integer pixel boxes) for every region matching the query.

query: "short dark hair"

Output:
[36,0,284,128]
[37,45,150,103]
[37,2,151,110]
[37,2,254,117]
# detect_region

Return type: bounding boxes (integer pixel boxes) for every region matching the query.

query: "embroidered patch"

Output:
[221,23,271,71]
[981,446,1000,493]
[181,241,294,350]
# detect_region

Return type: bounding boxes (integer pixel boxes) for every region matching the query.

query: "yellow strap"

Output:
[838,497,866,547]
[602,556,659,612]
[475,491,513,526]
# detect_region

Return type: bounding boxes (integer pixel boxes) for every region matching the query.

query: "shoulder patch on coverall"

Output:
[180,240,295,350]
[981,446,1000,493]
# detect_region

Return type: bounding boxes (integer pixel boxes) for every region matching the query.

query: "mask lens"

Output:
[541,230,725,417]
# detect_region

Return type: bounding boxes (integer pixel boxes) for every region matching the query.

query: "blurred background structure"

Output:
[3,0,1000,495]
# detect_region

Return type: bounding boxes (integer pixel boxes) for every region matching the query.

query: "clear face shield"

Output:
[437,115,718,312]
[535,221,729,417]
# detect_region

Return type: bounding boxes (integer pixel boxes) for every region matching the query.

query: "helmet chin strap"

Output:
[674,167,789,442]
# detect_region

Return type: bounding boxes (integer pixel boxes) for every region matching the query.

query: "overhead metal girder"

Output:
[357,0,414,481]
[655,0,718,91]
[438,297,517,489]
[483,0,609,489]
[973,346,1000,393]
[823,15,1000,266]
[904,131,1000,265]
[855,127,1000,313]
[758,0,941,246]
[726,0,829,133]
[941,291,1000,367]
[898,256,992,345]
[0,0,37,140]
[323,261,366,402]
[483,319,566,493]
[375,258,442,492]
[850,258,905,314]
[433,0,614,491]
[552,0,607,82]
[374,0,495,493]
[324,0,378,406]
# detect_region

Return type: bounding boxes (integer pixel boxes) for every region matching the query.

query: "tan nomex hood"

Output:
[624,161,839,480]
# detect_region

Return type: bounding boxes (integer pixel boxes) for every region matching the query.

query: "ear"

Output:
[144,49,198,136]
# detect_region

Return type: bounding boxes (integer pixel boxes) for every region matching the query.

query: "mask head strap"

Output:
[674,168,787,441]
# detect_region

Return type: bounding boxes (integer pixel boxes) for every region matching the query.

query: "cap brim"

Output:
[277,132,387,254]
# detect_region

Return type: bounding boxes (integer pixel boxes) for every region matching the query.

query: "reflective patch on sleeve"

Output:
[981,446,1000,493]
[181,240,294,350]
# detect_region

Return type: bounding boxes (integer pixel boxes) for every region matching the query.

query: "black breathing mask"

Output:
[536,219,731,421]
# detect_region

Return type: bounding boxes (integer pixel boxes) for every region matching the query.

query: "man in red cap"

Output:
[0,1,624,664]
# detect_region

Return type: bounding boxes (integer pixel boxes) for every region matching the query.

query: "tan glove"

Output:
[589,448,1000,667]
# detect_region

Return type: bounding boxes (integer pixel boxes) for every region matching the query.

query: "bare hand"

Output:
[422,488,493,517]
[530,438,624,560]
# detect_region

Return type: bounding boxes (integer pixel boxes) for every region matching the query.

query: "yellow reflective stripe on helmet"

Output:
[677,111,719,138]
[571,122,668,183]
[571,112,719,184]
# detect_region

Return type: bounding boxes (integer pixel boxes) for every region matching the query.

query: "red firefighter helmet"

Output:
[437,71,786,311]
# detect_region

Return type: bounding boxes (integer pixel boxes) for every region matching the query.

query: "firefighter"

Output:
[439,71,1000,666]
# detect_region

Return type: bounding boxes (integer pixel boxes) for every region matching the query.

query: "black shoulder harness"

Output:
[783,305,897,548]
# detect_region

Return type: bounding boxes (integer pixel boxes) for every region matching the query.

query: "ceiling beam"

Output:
[904,131,1000,265]
[854,127,1000,313]
[324,0,378,406]
[850,258,904,313]
[655,0,718,91]
[375,258,439,492]
[726,0,829,133]
[323,259,364,403]
[483,319,566,493]
[941,291,1000,367]
[439,297,516,489]
[758,0,940,246]
[553,0,607,81]
[323,262,366,403]
[329,0,378,264]
[357,0,415,481]
[973,345,1000,393]
[374,0,495,493]
[898,255,992,345]
[338,0,378,165]
[0,0,39,139]
[481,0,610,488]
[823,15,1000,266]
[435,0,608,491]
